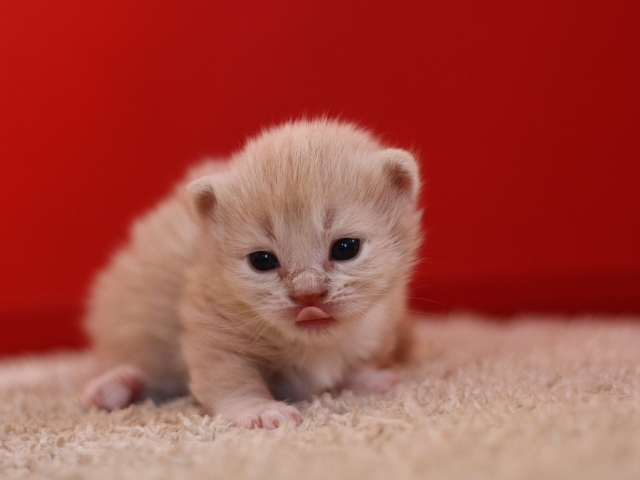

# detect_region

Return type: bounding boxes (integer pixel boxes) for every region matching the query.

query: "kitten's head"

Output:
[186,120,422,344]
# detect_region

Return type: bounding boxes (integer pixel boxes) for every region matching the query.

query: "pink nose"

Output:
[290,291,326,306]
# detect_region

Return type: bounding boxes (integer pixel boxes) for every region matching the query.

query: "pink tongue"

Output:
[296,307,331,323]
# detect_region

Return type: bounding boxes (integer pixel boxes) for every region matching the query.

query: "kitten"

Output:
[81,119,422,429]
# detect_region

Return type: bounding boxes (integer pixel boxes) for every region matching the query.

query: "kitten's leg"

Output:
[343,367,399,395]
[80,364,146,411]
[188,354,302,430]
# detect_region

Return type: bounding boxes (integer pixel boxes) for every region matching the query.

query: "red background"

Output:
[2,2,639,356]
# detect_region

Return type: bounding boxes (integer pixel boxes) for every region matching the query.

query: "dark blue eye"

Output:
[249,251,279,271]
[331,238,360,261]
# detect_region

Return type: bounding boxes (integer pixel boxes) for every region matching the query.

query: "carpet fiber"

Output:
[1,314,640,479]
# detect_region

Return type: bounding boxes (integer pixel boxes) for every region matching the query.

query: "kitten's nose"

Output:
[290,291,327,306]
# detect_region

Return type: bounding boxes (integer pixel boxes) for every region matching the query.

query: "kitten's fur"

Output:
[82,119,422,429]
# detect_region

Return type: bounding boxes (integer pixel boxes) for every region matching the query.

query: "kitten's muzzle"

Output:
[288,269,327,307]
[289,291,327,306]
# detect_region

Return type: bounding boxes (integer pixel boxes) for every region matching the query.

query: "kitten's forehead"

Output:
[216,165,373,260]
[251,195,331,244]
[228,160,376,239]
[212,120,397,253]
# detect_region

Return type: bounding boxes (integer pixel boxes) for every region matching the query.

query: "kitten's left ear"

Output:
[379,148,421,202]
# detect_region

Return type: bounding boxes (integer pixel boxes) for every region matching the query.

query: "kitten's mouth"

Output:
[295,307,337,332]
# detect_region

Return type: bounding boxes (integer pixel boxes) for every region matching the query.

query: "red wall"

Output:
[2,1,639,355]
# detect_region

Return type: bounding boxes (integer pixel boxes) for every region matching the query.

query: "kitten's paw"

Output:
[344,367,399,395]
[224,401,302,430]
[81,364,145,411]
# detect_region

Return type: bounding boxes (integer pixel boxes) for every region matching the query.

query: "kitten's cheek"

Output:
[295,307,337,331]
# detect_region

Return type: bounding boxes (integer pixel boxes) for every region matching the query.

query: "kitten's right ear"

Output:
[185,177,217,222]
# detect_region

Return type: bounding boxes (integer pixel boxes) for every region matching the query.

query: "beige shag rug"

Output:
[1,314,640,480]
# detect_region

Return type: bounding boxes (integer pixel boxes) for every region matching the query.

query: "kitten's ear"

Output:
[185,176,217,222]
[380,148,421,202]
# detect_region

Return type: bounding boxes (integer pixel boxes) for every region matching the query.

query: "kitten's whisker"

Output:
[404,295,447,306]
[238,320,271,354]
[233,316,266,330]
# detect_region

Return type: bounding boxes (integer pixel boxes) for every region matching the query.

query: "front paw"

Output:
[80,364,145,411]
[222,401,302,430]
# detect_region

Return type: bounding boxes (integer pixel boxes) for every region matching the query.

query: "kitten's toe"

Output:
[344,367,399,395]
[81,364,145,411]
[259,403,302,429]
[228,402,302,430]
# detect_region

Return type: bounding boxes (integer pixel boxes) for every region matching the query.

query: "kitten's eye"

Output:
[249,251,279,271]
[331,238,360,261]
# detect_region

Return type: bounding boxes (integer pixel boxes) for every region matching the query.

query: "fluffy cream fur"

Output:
[82,119,422,428]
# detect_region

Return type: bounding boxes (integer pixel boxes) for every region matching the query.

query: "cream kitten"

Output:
[82,119,422,429]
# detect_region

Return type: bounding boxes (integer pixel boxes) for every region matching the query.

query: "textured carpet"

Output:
[1,314,640,480]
